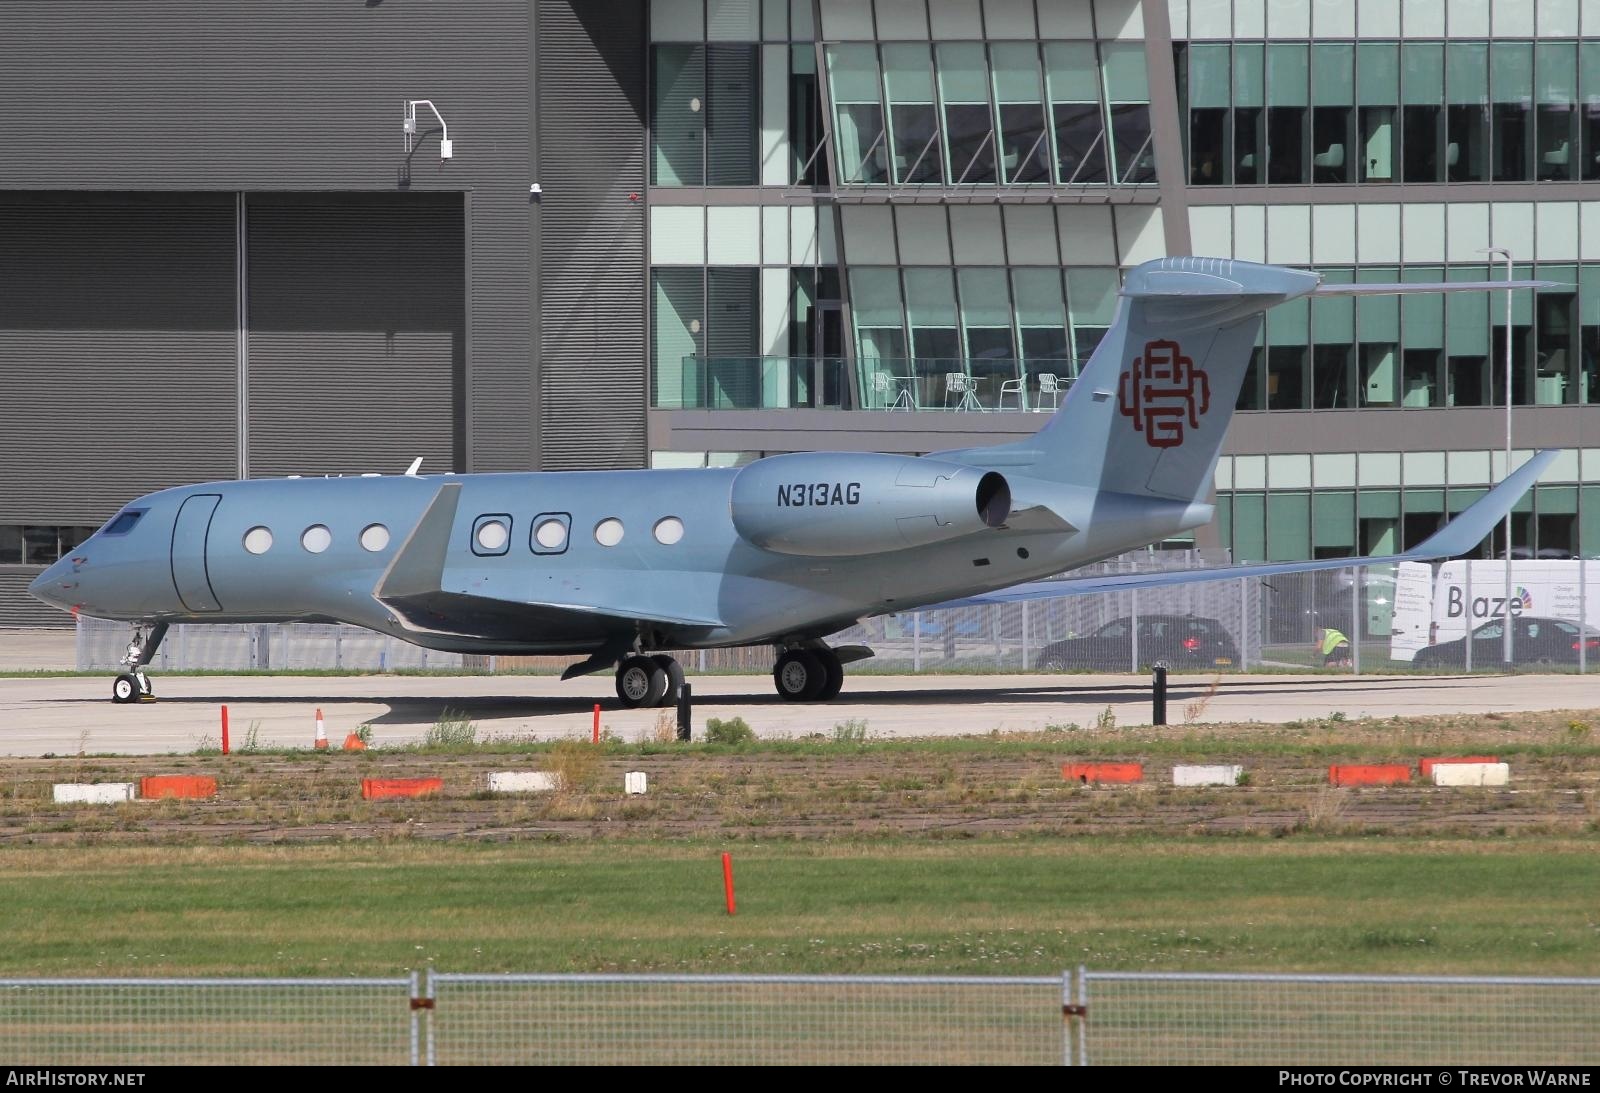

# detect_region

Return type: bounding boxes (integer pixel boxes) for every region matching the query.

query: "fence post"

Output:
[1580,556,1588,674]
[425,972,436,1066]
[1464,562,1473,672]
[913,612,922,673]
[1017,601,1030,672]
[409,970,420,1066]
[1129,588,1140,673]
[1061,969,1075,1066]
[1077,965,1089,1067]
[1350,567,1361,676]
[1152,664,1168,726]
[1238,578,1249,671]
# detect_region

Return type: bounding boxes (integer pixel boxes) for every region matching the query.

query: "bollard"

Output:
[1151,664,1168,727]
[722,851,736,915]
[220,705,230,755]
[676,683,692,742]
[592,703,600,746]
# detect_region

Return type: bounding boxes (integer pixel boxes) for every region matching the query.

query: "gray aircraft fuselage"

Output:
[31,465,1208,655]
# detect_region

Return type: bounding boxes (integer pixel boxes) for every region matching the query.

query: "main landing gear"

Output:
[111,622,168,705]
[773,646,844,703]
[614,653,685,709]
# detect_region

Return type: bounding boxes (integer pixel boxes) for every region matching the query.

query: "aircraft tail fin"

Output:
[995,258,1555,505]
[1018,258,1316,502]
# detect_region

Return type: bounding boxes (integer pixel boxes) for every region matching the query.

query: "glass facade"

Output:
[643,0,1600,564]
[827,38,1156,188]
[1180,38,1597,187]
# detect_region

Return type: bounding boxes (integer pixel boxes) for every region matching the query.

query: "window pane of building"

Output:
[1401,266,1444,408]
[1446,43,1490,183]
[1490,41,1533,182]
[1266,492,1311,560]
[1582,42,1600,182]
[938,42,997,184]
[1233,492,1266,561]
[707,45,759,184]
[850,267,907,363]
[1102,43,1155,184]
[1446,265,1490,406]
[652,269,705,406]
[1535,41,1577,181]
[703,268,760,406]
[1065,267,1119,361]
[1580,264,1600,406]
[1355,41,1399,183]
[1266,43,1309,185]
[904,267,959,405]
[1311,43,1354,184]
[1267,299,1309,409]
[991,43,1050,183]
[1233,43,1266,184]
[827,43,888,183]
[883,44,943,184]
[1534,271,1578,405]
[1010,268,1072,371]
[1188,42,1231,185]
[957,267,1016,400]
[1044,42,1107,184]
[1312,491,1357,553]
[790,46,824,184]
[1401,43,1444,183]
[653,45,706,185]
[1312,268,1355,408]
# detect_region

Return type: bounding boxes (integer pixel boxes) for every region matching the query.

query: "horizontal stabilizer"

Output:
[931,450,1559,609]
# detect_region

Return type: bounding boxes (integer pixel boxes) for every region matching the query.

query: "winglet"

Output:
[1406,449,1559,561]
[373,482,462,602]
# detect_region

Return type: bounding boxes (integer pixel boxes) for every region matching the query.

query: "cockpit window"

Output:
[101,510,146,536]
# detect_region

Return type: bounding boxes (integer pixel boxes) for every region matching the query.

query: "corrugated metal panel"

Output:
[0,192,237,524]
[245,194,464,478]
[0,571,64,628]
[537,0,649,470]
[0,2,537,475]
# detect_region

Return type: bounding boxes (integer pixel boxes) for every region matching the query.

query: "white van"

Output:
[1390,560,1600,662]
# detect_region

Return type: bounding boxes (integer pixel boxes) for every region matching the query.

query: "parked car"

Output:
[1411,615,1598,669]
[1034,614,1240,672]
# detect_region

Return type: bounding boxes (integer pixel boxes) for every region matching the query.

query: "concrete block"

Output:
[53,783,136,804]
[1421,756,1497,778]
[1172,764,1243,787]
[361,777,443,800]
[1432,762,1509,787]
[1328,764,1411,786]
[488,771,558,793]
[1062,762,1143,784]
[624,771,647,795]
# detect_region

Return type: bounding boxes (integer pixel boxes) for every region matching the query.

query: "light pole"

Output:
[1481,246,1515,668]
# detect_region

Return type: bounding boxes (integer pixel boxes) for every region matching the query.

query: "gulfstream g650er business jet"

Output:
[31,258,1556,707]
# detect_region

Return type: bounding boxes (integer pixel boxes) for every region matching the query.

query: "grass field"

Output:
[1,839,1596,979]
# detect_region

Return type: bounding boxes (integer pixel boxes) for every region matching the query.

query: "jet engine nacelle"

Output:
[730,452,1011,557]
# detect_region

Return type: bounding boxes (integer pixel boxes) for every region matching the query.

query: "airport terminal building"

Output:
[2,0,1598,626]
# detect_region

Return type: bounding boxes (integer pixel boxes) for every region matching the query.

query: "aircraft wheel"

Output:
[616,655,668,709]
[814,649,845,702]
[111,673,139,704]
[774,650,826,702]
[651,655,685,707]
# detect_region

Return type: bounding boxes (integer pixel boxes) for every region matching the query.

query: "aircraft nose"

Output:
[28,558,77,613]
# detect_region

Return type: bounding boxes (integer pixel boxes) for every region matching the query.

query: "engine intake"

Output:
[730,452,1011,557]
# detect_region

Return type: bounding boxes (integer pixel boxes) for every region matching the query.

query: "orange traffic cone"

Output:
[314,708,328,750]
[342,732,367,751]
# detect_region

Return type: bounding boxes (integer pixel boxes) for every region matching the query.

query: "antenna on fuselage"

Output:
[404,457,424,477]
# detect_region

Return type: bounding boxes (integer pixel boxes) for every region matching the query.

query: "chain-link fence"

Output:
[0,976,419,1066]
[426,972,1067,1066]
[72,553,1592,675]
[0,971,1596,1065]
[1077,970,1600,1066]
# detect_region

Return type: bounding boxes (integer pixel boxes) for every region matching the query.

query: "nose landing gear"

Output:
[111,622,167,704]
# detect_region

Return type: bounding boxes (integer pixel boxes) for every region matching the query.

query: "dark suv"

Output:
[1034,614,1240,672]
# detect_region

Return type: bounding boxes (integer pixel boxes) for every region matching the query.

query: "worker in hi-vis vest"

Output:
[1318,626,1351,667]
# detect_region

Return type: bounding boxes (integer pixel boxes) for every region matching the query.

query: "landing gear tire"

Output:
[112,673,139,704]
[774,649,827,702]
[651,654,685,707]
[815,649,844,701]
[616,655,669,709]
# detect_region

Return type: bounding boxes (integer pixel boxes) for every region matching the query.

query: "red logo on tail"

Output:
[1117,339,1210,448]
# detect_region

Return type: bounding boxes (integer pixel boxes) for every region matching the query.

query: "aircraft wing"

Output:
[372,482,722,643]
[930,449,1558,609]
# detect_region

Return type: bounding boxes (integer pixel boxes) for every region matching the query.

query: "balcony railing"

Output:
[669,357,1079,412]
